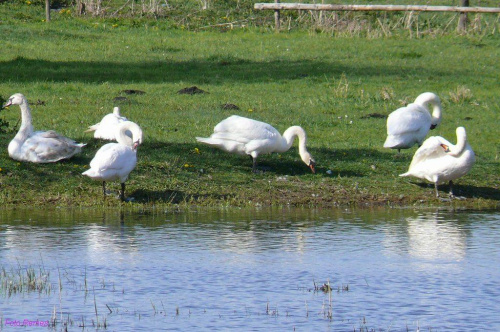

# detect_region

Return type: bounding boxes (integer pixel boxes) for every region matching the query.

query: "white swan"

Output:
[85,106,129,140]
[196,115,316,173]
[1,93,85,163]
[384,92,442,152]
[400,126,475,198]
[82,121,143,201]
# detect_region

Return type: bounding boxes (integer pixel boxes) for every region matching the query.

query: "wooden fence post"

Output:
[274,0,280,32]
[458,0,470,31]
[45,0,50,22]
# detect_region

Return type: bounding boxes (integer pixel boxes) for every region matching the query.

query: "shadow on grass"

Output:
[138,141,403,177]
[129,188,237,204]
[410,181,500,201]
[0,56,462,85]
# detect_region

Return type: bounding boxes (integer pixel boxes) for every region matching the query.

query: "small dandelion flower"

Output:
[0,167,2,172]
[194,148,200,154]
[248,108,253,112]
[112,24,118,28]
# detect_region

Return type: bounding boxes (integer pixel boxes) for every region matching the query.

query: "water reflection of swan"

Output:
[406,213,466,261]
[84,223,139,261]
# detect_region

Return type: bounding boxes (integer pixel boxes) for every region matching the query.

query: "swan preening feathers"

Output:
[85,106,129,141]
[384,92,442,152]
[82,121,143,201]
[400,127,475,198]
[196,115,316,173]
[1,93,85,163]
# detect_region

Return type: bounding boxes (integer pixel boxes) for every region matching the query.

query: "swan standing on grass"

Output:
[196,115,316,173]
[384,92,442,152]
[1,93,85,163]
[82,121,143,201]
[85,106,129,140]
[400,126,475,199]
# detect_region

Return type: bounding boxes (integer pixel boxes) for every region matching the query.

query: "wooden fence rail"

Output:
[254,3,500,31]
[254,3,500,13]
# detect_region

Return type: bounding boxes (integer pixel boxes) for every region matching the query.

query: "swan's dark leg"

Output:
[448,180,455,198]
[102,181,106,198]
[120,183,126,201]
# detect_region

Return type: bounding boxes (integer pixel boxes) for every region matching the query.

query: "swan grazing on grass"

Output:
[82,121,143,201]
[384,92,442,152]
[400,127,475,199]
[85,106,129,140]
[196,115,316,173]
[1,93,85,163]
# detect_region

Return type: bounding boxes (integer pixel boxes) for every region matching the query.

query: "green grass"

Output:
[0,3,499,209]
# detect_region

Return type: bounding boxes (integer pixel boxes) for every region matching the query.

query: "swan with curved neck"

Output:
[82,121,143,201]
[85,106,129,141]
[1,93,85,163]
[196,115,316,173]
[400,126,475,198]
[384,92,442,152]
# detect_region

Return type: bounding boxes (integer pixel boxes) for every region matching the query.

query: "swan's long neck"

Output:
[448,127,468,157]
[280,126,308,156]
[415,92,442,127]
[429,102,442,127]
[116,122,143,149]
[10,99,34,154]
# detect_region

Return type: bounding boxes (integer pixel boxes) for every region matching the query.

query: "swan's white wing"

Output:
[212,115,280,142]
[387,104,431,136]
[408,136,449,169]
[90,144,133,170]
[87,144,137,181]
[91,113,129,140]
[25,130,84,162]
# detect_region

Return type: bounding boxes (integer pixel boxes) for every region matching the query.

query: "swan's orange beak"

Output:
[440,144,450,153]
[309,161,316,174]
[2,100,12,109]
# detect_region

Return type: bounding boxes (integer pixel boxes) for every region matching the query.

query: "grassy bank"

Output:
[0,4,499,209]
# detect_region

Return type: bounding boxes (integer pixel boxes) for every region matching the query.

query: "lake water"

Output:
[1,207,499,331]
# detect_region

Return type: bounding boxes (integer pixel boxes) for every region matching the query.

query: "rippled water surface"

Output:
[1,208,499,331]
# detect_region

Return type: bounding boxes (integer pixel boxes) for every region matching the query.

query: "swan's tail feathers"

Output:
[383,136,400,149]
[196,137,209,143]
[85,124,99,133]
[196,137,219,146]
[399,172,411,177]
[82,168,99,178]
